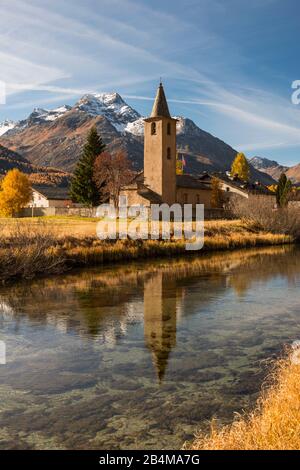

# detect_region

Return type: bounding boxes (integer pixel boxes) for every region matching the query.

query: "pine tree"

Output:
[70,126,106,206]
[231,152,250,182]
[276,173,292,207]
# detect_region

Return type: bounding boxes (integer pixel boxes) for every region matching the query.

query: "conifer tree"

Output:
[276,173,292,207]
[70,126,106,206]
[231,152,250,182]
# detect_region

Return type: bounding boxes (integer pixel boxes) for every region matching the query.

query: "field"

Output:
[0,216,293,239]
[0,216,101,238]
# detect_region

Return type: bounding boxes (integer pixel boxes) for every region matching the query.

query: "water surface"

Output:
[0,246,300,449]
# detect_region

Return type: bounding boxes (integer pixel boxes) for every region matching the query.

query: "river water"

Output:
[0,245,300,449]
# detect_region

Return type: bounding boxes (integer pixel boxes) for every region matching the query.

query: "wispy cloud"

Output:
[0,0,299,162]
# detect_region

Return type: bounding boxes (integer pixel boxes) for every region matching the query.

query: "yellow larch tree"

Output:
[0,169,32,217]
[231,152,250,182]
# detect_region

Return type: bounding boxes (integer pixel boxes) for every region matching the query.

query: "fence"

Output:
[18,206,233,220]
[18,207,98,218]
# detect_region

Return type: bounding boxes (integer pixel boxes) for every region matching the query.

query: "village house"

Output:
[29,186,71,208]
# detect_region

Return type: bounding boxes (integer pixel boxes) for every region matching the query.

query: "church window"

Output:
[167,123,171,135]
[184,193,188,204]
[151,122,156,135]
[167,147,171,159]
[196,194,200,204]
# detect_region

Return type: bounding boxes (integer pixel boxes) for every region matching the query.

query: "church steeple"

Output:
[144,83,177,205]
[151,82,171,118]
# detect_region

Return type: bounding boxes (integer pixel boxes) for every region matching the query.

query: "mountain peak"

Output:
[249,156,289,181]
[74,92,141,132]
[249,156,281,170]
[0,120,16,137]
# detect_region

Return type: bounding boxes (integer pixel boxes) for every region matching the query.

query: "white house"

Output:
[29,186,71,208]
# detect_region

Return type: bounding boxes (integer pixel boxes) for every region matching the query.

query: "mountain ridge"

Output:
[249,156,300,184]
[0,92,276,185]
[0,144,70,187]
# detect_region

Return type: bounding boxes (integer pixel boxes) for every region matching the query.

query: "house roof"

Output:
[198,172,273,195]
[150,83,171,119]
[176,174,211,190]
[32,185,70,200]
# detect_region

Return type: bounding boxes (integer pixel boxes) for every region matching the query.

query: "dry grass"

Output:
[0,221,65,282]
[0,218,292,282]
[188,348,300,450]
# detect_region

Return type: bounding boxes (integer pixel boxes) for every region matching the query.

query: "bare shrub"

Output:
[0,222,66,282]
[231,195,300,240]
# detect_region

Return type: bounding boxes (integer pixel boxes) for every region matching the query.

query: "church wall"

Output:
[144,117,177,206]
[161,118,177,204]
[144,119,164,197]
[176,187,212,209]
[119,188,151,207]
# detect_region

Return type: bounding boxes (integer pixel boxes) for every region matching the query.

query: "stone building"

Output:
[120,82,274,213]
[120,82,213,208]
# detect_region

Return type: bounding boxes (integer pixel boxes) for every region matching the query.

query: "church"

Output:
[120,83,213,209]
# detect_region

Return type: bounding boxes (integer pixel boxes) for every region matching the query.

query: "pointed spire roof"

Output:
[151,82,171,118]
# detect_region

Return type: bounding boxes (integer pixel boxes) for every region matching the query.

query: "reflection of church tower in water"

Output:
[144,272,178,383]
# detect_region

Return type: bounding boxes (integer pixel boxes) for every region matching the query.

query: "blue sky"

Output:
[1,0,300,165]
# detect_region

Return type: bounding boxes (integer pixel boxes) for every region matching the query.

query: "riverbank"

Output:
[0,218,293,283]
[188,348,300,450]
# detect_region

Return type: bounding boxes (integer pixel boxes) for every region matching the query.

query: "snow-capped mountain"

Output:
[18,105,72,129]
[249,156,282,170]
[0,105,72,137]
[0,91,276,185]
[74,93,141,132]
[124,116,197,137]
[124,117,145,136]
[249,156,289,181]
[0,120,16,137]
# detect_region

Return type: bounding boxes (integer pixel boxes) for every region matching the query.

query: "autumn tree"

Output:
[70,126,106,206]
[93,150,133,207]
[231,152,250,182]
[276,173,292,207]
[0,169,32,217]
[211,177,224,208]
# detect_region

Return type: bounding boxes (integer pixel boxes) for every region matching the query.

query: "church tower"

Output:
[144,83,177,205]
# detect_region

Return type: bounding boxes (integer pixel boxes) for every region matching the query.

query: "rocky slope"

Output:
[0,93,275,185]
[249,156,289,181]
[249,155,300,184]
[286,164,300,184]
[0,144,70,187]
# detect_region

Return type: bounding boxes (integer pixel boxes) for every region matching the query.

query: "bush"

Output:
[0,222,66,281]
[231,196,300,240]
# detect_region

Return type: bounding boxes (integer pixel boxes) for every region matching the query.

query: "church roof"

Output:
[176,174,211,190]
[151,82,171,118]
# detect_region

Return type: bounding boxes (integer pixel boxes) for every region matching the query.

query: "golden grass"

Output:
[0,218,293,282]
[188,349,300,450]
[62,232,291,268]
[0,216,289,242]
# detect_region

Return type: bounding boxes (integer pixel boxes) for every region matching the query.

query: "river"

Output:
[0,245,299,449]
